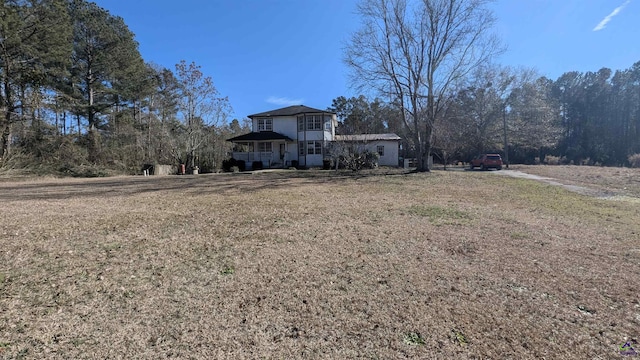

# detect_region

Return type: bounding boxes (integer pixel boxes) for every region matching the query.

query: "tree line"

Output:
[343,0,640,170]
[331,61,640,167]
[1,0,245,176]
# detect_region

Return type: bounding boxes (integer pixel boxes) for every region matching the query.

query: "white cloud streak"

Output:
[593,0,631,31]
[265,96,304,106]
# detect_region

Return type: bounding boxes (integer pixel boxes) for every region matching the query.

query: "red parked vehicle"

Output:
[469,154,503,170]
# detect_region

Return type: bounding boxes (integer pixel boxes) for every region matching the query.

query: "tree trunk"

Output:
[1,122,10,159]
[1,75,14,159]
[423,125,433,172]
[86,66,100,163]
[76,114,81,138]
[87,127,100,162]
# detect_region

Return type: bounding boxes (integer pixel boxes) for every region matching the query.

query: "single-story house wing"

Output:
[334,133,402,167]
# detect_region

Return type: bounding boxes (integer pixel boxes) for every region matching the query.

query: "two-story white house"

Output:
[228,104,402,169]
[228,105,338,168]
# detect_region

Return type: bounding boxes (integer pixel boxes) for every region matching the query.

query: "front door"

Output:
[279,143,286,161]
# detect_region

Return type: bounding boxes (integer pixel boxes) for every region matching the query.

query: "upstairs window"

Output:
[297,116,304,131]
[257,118,272,131]
[324,115,332,131]
[306,115,322,130]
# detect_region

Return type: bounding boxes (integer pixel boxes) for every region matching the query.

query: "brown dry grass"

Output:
[1,169,639,359]
[511,165,640,198]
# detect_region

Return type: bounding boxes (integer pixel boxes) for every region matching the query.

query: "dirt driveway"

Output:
[491,165,640,201]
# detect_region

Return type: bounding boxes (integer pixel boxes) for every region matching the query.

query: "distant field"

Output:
[1,167,639,359]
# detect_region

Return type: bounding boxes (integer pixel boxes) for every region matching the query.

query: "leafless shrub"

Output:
[545,155,559,165]
[628,153,640,168]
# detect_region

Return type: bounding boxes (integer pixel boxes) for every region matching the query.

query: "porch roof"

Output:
[227,131,293,142]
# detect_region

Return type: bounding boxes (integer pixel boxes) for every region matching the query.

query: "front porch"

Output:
[227,131,295,170]
[230,151,292,169]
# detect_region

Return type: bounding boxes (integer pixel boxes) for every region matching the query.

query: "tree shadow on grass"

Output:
[0,169,419,202]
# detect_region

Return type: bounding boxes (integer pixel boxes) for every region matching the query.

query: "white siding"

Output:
[272,116,297,139]
[296,114,331,167]
[364,140,399,167]
[324,114,337,141]
[270,116,297,167]
[300,131,324,141]
[323,129,333,141]
[247,112,338,168]
[305,154,324,167]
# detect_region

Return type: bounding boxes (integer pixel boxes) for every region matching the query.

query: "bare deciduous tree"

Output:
[345,0,501,171]
[174,60,231,170]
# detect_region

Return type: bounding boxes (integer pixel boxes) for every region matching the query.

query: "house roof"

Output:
[248,105,335,118]
[334,133,402,142]
[227,131,293,142]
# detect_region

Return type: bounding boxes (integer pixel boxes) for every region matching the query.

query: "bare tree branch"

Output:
[345,0,502,171]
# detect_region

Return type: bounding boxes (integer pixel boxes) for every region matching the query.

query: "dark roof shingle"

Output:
[227,131,293,142]
[248,105,334,118]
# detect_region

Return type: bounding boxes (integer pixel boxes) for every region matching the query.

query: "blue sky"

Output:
[97,0,639,121]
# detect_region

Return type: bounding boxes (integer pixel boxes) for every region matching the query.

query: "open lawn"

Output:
[1,167,639,359]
